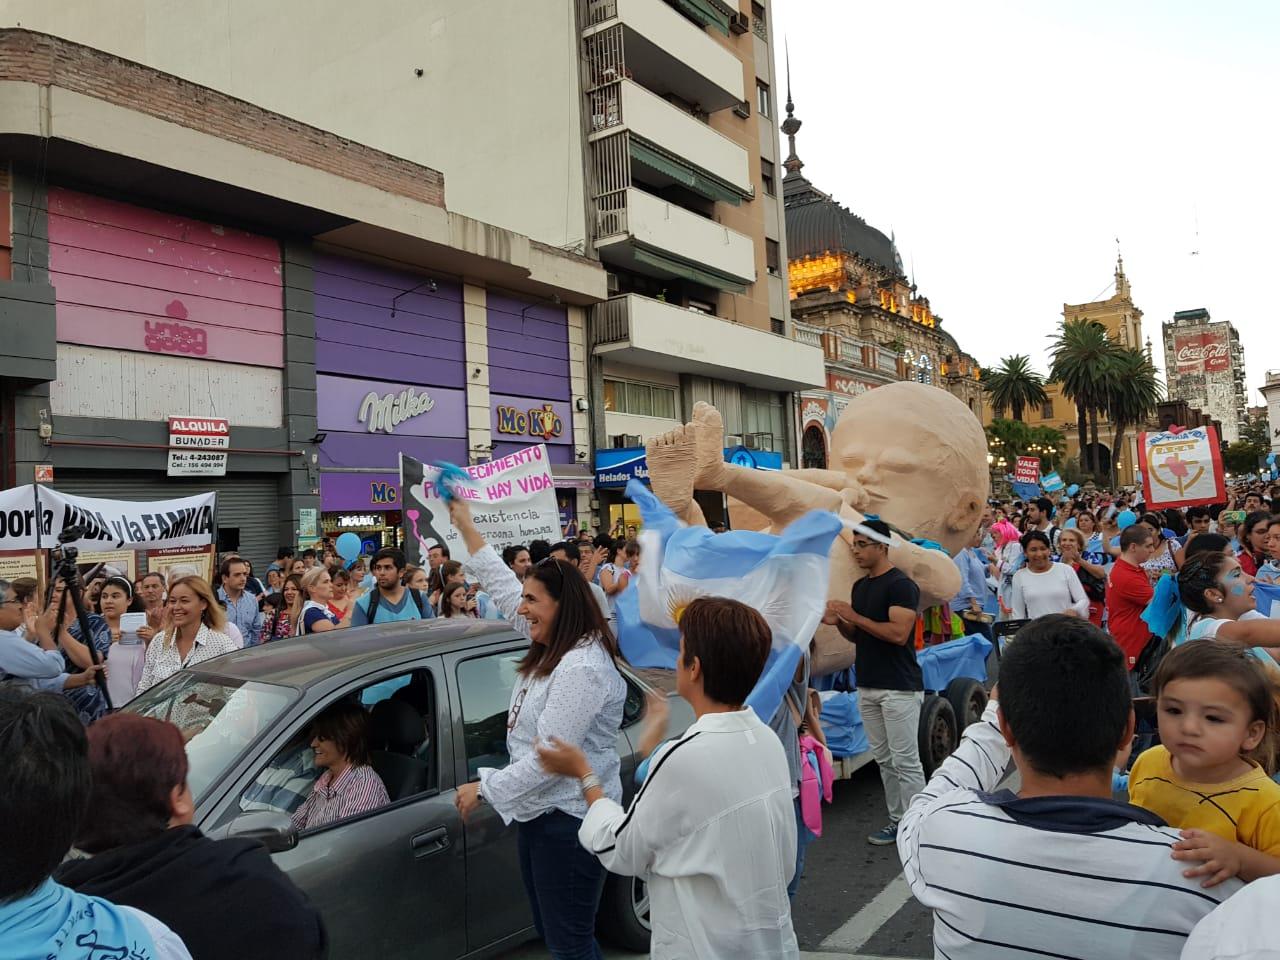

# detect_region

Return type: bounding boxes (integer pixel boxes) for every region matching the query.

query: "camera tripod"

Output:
[50,524,112,711]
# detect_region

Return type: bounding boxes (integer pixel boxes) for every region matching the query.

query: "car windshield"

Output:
[126,673,297,802]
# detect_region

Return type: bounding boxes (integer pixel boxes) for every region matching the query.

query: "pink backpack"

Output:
[798,734,834,836]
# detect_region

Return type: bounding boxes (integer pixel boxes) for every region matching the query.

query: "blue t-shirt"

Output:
[301,603,339,634]
[350,589,433,626]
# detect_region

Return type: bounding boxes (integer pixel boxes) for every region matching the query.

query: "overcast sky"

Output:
[772,0,1278,403]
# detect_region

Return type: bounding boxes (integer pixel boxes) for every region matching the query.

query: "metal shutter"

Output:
[51,471,281,572]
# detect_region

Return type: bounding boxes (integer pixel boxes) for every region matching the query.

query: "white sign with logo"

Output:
[167,416,229,476]
[399,444,561,564]
[359,387,435,434]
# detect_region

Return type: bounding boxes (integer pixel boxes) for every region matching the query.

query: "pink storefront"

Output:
[45,187,287,564]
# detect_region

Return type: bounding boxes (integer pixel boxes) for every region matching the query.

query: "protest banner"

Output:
[1137,425,1225,510]
[400,444,561,565]
[1014,456,1041,485]
[76,550,137,585]
[0,485,216,552]
[0,550,40,581]
[146,545,215,583]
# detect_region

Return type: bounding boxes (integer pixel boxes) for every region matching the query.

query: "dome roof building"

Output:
[780,84,984,469]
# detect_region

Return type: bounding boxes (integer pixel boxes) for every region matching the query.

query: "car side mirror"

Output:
[227,811,299,853]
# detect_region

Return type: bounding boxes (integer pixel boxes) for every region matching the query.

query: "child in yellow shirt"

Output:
[1129,640,1280,887]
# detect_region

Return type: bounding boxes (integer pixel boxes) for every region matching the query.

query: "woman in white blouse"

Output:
[137,576,238,694]
[1008,530,1091,621]
[449,498,626,960]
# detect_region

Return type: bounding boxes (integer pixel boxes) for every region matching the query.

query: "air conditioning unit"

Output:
[725,434,744,447]
[733,99,751,119]
[622,434,643,447]
[729,11,749,33]
[606,272,621,294]
[745,432,773,450]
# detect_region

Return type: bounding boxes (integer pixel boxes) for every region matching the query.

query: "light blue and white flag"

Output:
[615,480,842,723]
[1257,581,1280,619]
[1041,471,1065,493]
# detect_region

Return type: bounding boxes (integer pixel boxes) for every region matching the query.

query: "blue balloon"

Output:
[1116,510,1137,531]
[1067,484,1080,496]
[336,532,362,564]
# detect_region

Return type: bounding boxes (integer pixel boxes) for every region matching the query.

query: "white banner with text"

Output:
[0,485,217,552]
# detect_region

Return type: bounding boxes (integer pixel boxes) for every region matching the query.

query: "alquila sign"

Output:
[358,386,435,434]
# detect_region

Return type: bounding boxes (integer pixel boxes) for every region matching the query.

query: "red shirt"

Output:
[1106,558,1154,667]
[1239,550,1261,578]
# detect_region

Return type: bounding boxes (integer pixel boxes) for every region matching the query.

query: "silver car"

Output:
[124,618,691,959]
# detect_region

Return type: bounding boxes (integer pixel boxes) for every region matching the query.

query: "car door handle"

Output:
[411,826,450,857]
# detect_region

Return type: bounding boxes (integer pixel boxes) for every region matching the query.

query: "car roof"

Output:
[198,618,526,689]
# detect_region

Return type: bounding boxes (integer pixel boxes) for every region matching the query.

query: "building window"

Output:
[771,317,785,335]
[913,354,934,386]
[765,238,780,275]
[751,1,768,40]
[1040,400,1054,420]
[757,80,771,119]
[742,387,784,452]
[761,158,776,197]
[603,378,679,419]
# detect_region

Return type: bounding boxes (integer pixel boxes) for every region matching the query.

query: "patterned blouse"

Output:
[260,610,293,644]
[291,764,390,830]
[137,623,238,695]
[66,614,112,724]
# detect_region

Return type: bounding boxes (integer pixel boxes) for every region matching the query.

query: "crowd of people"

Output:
[3,474,1280,959]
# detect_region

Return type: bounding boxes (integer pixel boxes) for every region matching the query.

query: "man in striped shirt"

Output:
[898,614,1240,959]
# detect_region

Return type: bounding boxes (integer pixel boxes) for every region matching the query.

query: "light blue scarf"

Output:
[0,878,161,960]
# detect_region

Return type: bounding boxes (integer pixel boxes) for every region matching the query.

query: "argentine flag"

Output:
[614,480,842,723]
[1257,581,1280,619]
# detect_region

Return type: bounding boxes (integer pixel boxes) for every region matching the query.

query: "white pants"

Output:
[860,688,925,823]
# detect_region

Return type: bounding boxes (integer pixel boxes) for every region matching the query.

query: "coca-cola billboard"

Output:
[1174,330,1231,374]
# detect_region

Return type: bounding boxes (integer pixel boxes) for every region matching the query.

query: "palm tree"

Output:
[1049,319,1117,476]
[1105,347,1162,488]
[984,355,1048,422]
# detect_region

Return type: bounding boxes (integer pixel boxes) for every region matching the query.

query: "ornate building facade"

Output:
[780,90,984,469]
[985,255,1150,486]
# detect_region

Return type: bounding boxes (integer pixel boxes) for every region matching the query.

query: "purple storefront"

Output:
[316,264,588,544]
[315,253,467,547]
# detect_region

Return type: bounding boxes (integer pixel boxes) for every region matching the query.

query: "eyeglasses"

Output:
[536,557,567,588]
[508,686,529,730]
[851,540,878,550]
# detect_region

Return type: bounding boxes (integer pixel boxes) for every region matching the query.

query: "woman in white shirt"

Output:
[1009,530,1090,620]
[449,498,626,960]
[137,577,237,694]
[538,596,798,960]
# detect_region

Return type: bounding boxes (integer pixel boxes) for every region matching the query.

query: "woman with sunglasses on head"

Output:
[448,497,626,960]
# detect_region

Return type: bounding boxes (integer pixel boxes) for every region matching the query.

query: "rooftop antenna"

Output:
[1190,205,1200,256]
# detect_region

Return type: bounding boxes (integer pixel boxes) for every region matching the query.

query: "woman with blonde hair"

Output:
[298,566,353,635]
[137,576,237,694]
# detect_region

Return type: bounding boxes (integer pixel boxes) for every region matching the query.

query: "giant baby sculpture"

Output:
[645,381,990,674]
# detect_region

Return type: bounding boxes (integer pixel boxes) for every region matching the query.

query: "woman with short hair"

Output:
[298,567,353,635]
[137,577,237,694]
[56,713,326,958]
[291,700,389,830]
[449,497,625,960]
[1008,530,1091,620]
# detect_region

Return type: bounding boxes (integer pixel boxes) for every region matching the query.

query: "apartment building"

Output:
[3,0,822,531]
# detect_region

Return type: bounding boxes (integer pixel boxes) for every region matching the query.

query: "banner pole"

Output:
[32,483,43,551]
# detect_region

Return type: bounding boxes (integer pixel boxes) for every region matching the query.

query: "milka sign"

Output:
[358,386,435,434]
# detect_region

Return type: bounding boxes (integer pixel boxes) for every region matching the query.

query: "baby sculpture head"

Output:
[829,381,989,556]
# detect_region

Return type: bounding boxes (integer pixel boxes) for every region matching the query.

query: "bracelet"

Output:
[579,772,602,794]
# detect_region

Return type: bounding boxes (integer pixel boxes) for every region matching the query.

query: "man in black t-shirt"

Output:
[824,518,924,846]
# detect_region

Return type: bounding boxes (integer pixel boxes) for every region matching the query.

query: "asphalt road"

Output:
[499,762,935,960]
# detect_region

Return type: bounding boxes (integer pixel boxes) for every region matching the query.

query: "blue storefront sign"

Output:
[594,446,782,488]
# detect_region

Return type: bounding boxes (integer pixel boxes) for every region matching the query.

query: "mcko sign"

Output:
[359,387,435,434]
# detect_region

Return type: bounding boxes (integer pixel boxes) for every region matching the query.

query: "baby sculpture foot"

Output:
[646,402,730,521]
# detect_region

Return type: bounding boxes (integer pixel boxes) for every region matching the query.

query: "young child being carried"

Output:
[1128,640,1280,887]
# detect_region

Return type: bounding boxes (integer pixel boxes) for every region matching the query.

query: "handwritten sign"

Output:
[399,444,561,565]
[1137,425,1225,509]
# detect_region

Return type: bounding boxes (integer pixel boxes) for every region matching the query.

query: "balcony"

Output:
[589,80,752,203]
[592,294,825,391]
[581,0,744,113]
[594,186,756,292]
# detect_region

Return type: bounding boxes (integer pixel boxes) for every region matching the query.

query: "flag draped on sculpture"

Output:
[614,479,842,722]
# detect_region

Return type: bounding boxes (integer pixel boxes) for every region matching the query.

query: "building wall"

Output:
[313,253,468,471]
[3,0,587,250]
[1162,315,1247,443]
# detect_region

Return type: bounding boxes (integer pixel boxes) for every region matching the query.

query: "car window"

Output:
[621,674,645,728]
[237,668,437,824]
[456,650,525,779]
[127,674,295,803]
